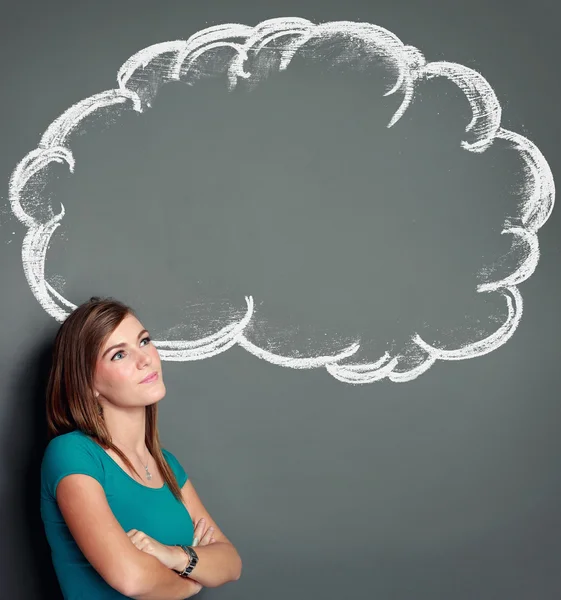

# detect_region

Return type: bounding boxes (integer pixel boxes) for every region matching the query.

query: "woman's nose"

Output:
[137,349,152,368]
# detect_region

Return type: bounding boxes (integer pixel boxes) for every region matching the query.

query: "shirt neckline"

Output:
[75,430,167,491]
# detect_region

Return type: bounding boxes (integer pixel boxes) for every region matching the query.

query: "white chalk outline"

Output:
[8,18,555,383]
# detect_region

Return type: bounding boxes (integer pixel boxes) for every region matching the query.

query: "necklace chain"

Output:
[113,439,153,481]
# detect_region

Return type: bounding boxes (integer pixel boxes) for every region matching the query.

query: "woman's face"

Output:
[93,313,166,409]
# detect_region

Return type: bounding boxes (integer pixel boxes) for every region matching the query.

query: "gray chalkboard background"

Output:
[1,0,560,598]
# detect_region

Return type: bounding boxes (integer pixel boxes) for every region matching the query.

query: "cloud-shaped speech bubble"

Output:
[8,18,555,383]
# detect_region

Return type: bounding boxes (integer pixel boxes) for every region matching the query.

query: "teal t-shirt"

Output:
[40,430,195,599]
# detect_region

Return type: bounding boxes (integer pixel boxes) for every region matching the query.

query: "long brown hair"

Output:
[46,296,184,504]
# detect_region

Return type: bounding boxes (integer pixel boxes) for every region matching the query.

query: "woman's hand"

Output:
[191,517,216,548]
[127,529,182,570]
[127,519,215,571]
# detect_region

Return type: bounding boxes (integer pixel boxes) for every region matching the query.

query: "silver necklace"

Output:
[142,457,153,481]
[115,440,152,481]
[96,404,152,480]
[138,449,153,480]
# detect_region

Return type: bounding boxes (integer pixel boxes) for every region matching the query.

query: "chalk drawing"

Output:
[8,18,555,383]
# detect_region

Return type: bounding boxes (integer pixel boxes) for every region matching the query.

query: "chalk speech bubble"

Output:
[8,18,555,383]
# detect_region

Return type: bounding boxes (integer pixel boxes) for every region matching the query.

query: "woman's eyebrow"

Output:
[101,329,149,358]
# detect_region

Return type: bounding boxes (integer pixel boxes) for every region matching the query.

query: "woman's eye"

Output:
[110,337,150,360]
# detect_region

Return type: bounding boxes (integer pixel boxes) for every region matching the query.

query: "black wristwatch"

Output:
[176,545,199,578]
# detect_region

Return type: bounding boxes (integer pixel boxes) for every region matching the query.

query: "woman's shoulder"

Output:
[42,430,105,500]
[44,429,93,455]
[161,447,189,487]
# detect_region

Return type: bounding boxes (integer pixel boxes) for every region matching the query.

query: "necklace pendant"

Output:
[144,466,152,481]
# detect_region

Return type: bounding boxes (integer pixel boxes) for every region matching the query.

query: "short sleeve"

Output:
[41,433,105,501]
[162,448,188,487]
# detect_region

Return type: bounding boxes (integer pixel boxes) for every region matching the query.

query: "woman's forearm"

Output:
[172,542,242,588]
[128,550,202,600]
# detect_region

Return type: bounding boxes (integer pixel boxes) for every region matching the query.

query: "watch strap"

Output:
[176,544,199,578]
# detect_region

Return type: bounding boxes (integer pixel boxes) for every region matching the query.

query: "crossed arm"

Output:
[168,539,241,587]
[168,478,242,587]
[132,478,242,596]
[131,540,240,599]
[56,474,242,599]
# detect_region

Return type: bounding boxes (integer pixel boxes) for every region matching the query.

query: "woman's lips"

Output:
[140,371,158,384]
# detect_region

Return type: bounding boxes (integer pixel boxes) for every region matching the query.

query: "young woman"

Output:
[40,297,242,599]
